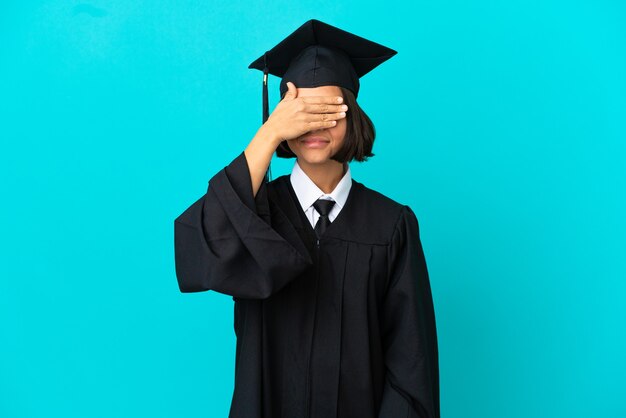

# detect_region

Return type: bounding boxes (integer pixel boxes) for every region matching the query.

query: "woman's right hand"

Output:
[261,81,347,144]
[244,81,347,197]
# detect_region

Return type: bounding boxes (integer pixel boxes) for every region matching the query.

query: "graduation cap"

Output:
[248,19,397,182]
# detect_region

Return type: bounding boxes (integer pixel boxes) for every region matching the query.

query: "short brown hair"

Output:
[275,86,376,163]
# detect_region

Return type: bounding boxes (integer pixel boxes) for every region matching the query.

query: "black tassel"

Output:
[262,52,272,183]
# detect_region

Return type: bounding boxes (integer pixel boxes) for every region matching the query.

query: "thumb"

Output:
[283,81,297,100]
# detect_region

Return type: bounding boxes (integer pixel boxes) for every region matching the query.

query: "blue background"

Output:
[1,1,625,417]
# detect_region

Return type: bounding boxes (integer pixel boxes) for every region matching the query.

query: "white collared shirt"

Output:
[289,160,352,229]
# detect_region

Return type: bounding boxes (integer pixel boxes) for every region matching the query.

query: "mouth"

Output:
[299,136,330,148]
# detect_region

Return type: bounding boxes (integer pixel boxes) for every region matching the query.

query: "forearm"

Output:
[174,151,313,297]
[244,125,281,197]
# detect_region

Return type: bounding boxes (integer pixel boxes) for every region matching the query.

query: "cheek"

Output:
[286,139,300,155]
[330,119,347,145]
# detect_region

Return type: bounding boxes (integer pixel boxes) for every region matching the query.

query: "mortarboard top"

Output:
[248,19,397,181]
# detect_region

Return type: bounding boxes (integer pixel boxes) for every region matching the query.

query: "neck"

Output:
[298,158,346,194]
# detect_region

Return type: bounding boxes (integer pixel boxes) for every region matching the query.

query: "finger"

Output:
[307,120,338,130]
[305,103,348,114]
[305,113,346,126]
[301,95,344,105]
[306,111,346,122]
[283,81,298,100]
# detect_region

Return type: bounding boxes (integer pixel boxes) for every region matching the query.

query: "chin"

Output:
[297,150,334,165]
[288,143,330,164]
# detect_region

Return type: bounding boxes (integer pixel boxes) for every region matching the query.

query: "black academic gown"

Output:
[174,151,440,418]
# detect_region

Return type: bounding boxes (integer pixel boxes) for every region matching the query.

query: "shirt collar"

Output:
[290,159,352,212]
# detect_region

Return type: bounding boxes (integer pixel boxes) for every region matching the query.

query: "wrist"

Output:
[257,124,282,148]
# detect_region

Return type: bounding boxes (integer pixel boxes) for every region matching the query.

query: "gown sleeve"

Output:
[378,205,440,418]
[173,151,313,299]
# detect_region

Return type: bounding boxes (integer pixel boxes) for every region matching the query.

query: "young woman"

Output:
[174,19,439,418]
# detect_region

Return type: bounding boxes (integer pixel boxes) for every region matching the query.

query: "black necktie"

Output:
[313,198,336,239]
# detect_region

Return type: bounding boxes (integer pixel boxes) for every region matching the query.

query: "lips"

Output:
[299,135,330,149]
[300,136,329,143]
